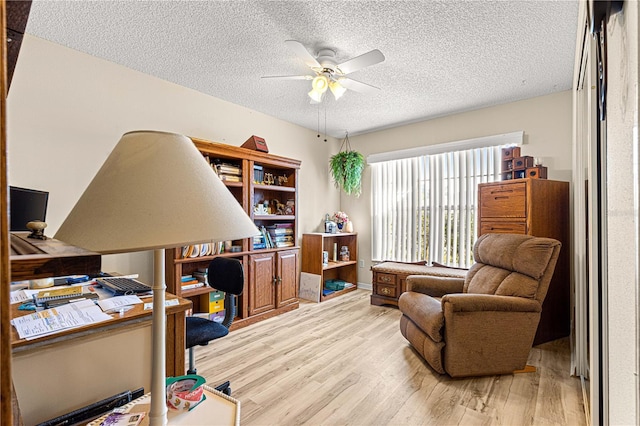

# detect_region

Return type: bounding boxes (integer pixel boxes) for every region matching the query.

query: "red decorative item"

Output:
[241,135,269,153]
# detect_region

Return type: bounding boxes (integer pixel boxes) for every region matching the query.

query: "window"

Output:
[369,132,521,268]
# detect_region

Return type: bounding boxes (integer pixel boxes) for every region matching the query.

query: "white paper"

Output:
[10,289,33,304]
[97,295,143,311]
[144,299,180,310]
[11,299,112,340]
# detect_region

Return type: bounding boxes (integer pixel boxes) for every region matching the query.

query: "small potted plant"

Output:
[332,211,349,231]
[330,133,365,196]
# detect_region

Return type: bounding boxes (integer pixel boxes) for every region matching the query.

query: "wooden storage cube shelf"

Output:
[512,156,534,170]
[166,137,301,332]
[501,146,521,160]
[526,166,547,179]
[301,233,358,302]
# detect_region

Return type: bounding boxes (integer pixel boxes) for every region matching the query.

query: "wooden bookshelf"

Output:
[165,137,301,329]
[300,233,358,302]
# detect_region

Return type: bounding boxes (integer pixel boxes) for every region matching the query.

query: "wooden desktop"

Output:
[9,233,192,425]
[11,290,191,425]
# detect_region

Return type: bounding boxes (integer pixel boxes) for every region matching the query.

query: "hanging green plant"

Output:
[330,133,365,196]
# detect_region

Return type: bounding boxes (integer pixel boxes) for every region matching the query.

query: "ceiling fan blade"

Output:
[336,49,385,75]
[285,40,322,70]
[261,75,314,80]
[339,77,381,94]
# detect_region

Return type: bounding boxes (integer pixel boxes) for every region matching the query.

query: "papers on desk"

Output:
[97,295,143,312]
[11,299,112,340]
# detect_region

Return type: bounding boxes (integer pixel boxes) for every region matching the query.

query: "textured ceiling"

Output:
[25,0,579,138]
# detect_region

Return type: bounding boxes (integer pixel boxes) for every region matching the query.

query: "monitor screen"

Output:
[10,186,49,231]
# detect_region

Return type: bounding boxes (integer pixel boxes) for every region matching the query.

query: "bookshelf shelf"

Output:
[323,260,357,270]
[165,137,300,329]
[300,233,358,302]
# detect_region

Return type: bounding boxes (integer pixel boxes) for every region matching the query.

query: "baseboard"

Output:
[357,282,372,291]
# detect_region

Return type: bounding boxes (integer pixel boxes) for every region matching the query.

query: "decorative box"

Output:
[526,166,548,179]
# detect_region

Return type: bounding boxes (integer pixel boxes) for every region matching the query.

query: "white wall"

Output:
[605,2,639,423]
[342,91,573,284]
[7,35,341,283]
[7,37,574,289]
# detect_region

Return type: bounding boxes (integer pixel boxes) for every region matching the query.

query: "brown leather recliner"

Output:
[398,233,561,377]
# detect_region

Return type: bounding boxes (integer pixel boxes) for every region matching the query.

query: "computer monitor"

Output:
[9,186,49,231]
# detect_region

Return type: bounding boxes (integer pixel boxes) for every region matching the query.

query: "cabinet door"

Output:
[248,252,276,315]
[276,249,299,307]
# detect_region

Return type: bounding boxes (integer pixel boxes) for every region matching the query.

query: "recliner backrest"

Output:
[463,233,561,304]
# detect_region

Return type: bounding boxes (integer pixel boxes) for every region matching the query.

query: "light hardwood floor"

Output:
[194,289,585,425]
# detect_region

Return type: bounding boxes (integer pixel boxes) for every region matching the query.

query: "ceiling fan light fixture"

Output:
[329,80,347,100]
[311,74,329,93]
[308,88,324,103]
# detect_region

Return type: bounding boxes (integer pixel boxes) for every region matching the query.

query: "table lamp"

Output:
[55,130,259,425]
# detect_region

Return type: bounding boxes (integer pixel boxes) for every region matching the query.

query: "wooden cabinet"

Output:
[165,137,300,330]
[478,178,570,344]
[300,233,358,302]
[248,249,299,315]
[370,262,467,306]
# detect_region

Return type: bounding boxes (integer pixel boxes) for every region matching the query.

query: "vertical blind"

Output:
[371,145,503,268]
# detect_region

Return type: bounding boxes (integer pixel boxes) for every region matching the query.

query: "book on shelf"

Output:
[268,222,293,229]
[263,226,275,248]
[193,270,207,282]
[253,164,264,183]
[269,228,293,236]
[219,174,242,182]
[274,241,294,248]
[214,163,242,176]
[181,281,205,290]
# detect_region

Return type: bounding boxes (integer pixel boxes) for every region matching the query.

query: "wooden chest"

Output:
[370,262,466,306]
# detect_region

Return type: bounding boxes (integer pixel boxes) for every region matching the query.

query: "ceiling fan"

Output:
[262,40,385,103]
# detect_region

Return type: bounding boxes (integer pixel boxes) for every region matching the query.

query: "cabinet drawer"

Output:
[375,283,398,298]
[480,183,526,218]
[375,273,396,285]
[480,221,526,235]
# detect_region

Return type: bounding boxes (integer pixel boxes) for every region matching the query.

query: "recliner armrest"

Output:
[441,293,541,313]
[406,275,465,297]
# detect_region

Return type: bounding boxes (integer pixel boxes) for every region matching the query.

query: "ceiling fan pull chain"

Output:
[317,104,321,139]
[324,106,327,143]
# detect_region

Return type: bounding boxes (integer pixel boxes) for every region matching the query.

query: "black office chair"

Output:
[185,256,244,395]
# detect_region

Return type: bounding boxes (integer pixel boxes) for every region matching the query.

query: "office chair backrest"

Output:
[207,257,244,295]
[206,257,244,329]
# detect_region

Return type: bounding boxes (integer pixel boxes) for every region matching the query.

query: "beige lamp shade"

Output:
[55,130,259,253]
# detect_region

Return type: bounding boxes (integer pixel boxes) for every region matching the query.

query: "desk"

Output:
[11,292,191,425]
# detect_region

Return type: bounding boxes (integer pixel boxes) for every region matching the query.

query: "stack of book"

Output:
[181,275,205,291]
[214,162,242,182]
[265,223,294,248]
[253,234,267,250]
[193,268,208,284]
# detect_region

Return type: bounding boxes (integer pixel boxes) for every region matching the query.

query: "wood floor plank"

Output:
[194,289,585,425]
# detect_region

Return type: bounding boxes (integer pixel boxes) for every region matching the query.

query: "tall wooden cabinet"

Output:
[478,178,569,344]
[165,137,301,330]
